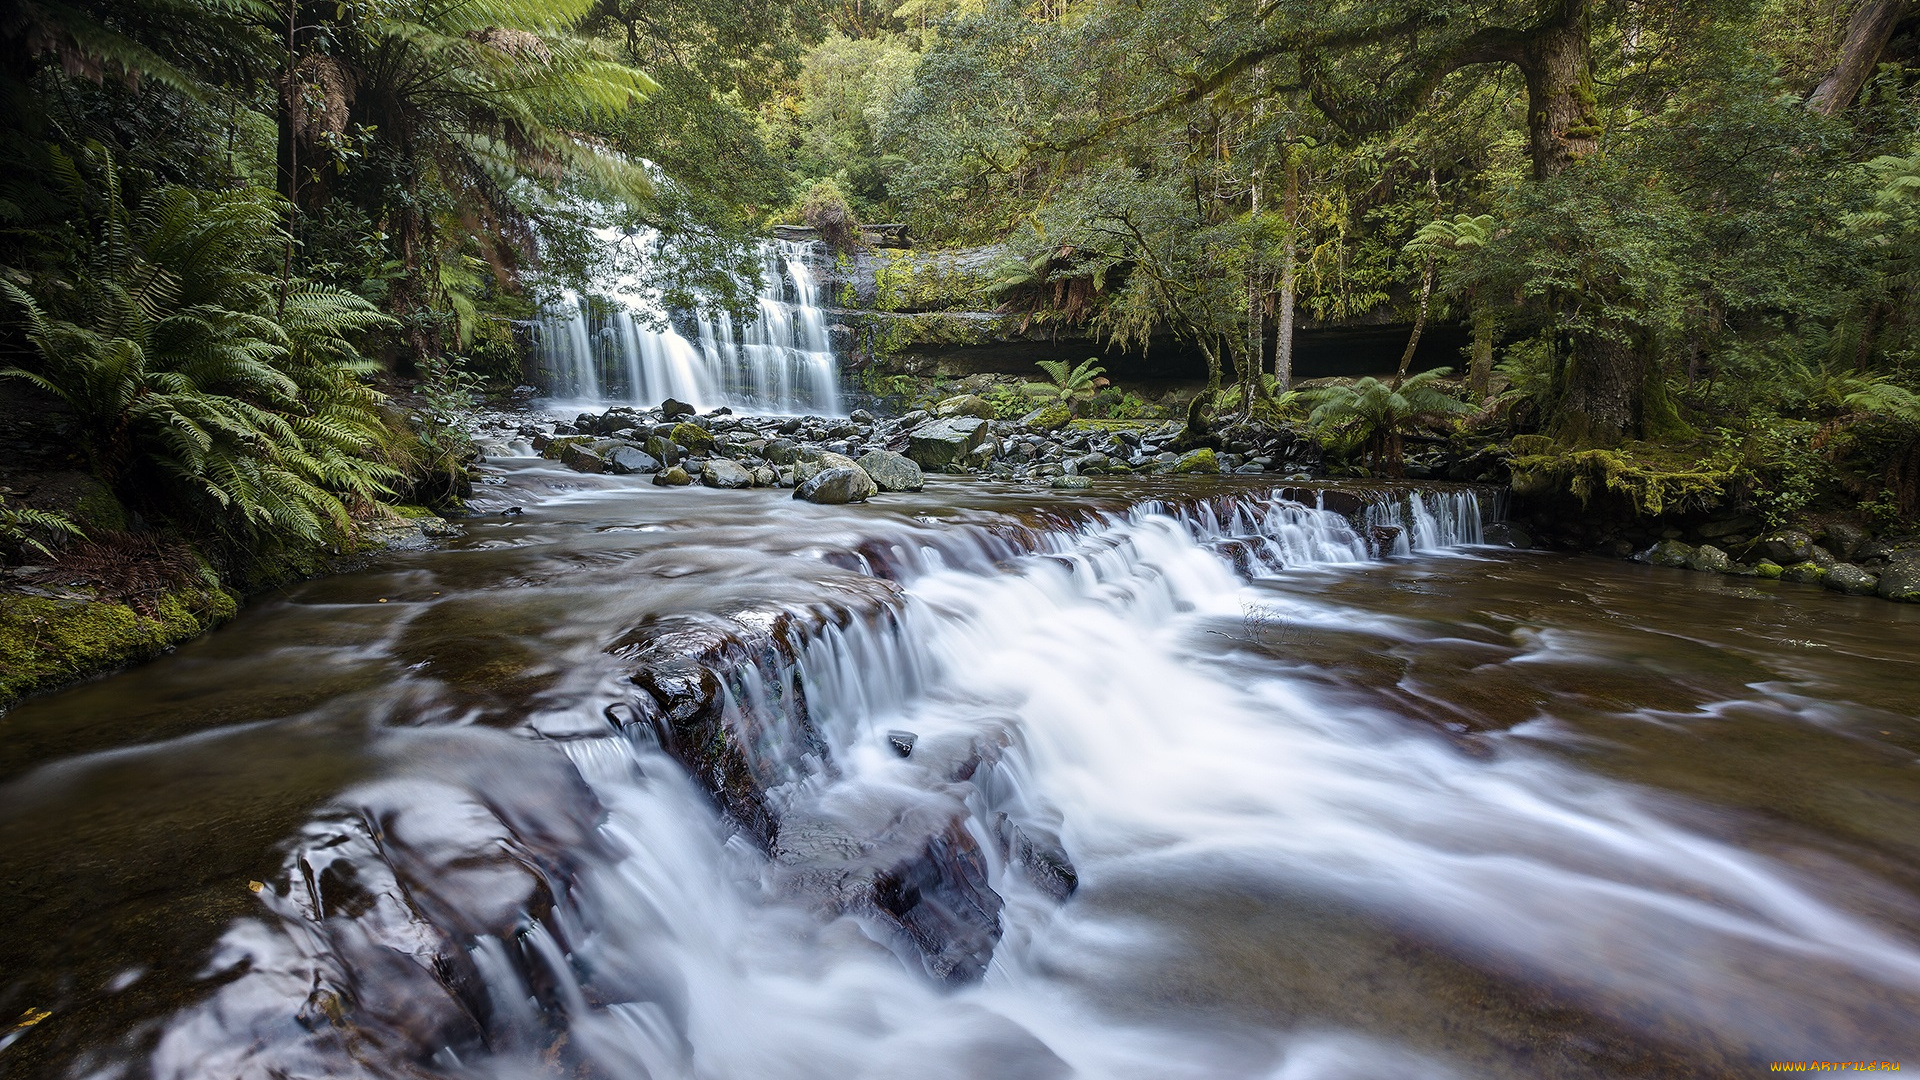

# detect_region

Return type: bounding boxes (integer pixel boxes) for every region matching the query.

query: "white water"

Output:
[532,232,842,415]
[148,487,1920,1079]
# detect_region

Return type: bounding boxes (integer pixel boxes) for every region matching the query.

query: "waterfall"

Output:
[531,232,843,415]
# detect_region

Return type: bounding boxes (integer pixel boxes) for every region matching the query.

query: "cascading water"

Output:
[531,231,842,415]
[58,474,1912,1080]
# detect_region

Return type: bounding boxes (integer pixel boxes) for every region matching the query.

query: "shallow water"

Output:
[1,461,1916,1079]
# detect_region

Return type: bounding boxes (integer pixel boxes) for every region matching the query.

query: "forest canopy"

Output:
[2,0,1920,566]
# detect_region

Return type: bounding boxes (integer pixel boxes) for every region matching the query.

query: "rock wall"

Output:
[804,241,1469,383]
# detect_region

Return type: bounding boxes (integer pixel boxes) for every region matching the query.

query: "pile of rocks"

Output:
[473,394,1323,503]
[1633,526,1920,603]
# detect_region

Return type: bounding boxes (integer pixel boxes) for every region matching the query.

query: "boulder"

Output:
[1752,559,1784,580]
[1020,404,1071,432]
[794,449,863,485]
[751,466,777,487]
[1173,448,1221,474]
[906,417,988,471]
[1050,475,1093,490]
[660,397,696,419]
[1878,552,1920,602]
[856,450,925,492]
[642,434,683,466]
[934,394,996,420]
[651,466,693,487]
[558,442,604,474]
[670,422,715,455]
[605,447,661,475]
[794,467,875,504]
[701,458,754,489]
[1824,563,1879,596]
[1822,521,1870,561]
[1686,544,1733,573]
[763,438,799,465]
[1780,562,1827,584]
[1756,529,1815,566]
[1639,539,1693,568]
[1482,523,1533,550]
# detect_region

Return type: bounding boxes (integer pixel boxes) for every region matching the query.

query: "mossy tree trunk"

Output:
[1553,321,1646,446]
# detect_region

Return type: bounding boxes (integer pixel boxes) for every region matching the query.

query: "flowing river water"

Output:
[2,459,1918,1079]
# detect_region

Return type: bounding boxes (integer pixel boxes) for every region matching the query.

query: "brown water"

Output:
[1,459,1915,1079]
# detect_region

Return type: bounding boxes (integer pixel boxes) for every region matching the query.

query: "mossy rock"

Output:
[0,585,239,708]
[1780,562,1827,584]
[1753,560,1784,580]
[670,422,715,454]
[540,435,593,461]
[1022,405,1071,432]
[1173,448,1220,474]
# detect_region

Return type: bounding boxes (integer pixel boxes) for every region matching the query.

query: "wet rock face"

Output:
[856,449,925,492]
[795,466,876,504]
[608,597,1082,987]
[775,788,1004,985]
[905,417,988,471]
[1879,551,1920,602]
[702,457,754,489]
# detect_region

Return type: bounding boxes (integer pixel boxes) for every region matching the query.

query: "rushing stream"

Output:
[2,460,1918,1079]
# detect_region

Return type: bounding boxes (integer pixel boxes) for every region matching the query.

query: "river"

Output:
[1,459,1916,1079]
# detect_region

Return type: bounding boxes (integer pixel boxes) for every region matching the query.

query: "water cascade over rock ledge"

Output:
[531,232,844,415]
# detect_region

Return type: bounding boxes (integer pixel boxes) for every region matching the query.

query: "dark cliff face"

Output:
[802,240,1469,383]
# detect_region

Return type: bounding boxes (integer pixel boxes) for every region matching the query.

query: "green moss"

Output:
[388,503,438,519]
[871,251,997,313]
[72,481,128,533]
[1753,560,1784,579]
[670,422,715,454]
[0,584,239,708]
[540,435,593,460]
[1173,448,1221,474]
[1509,440,1733,517]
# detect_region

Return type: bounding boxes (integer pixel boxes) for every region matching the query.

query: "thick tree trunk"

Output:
[1553,324,1647,446]
[1520,14,1601,180]
[1808,0,1909,115]
[1468,300,1495,401]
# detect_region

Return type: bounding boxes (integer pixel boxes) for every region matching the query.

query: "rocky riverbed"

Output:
[469,394,1331,502]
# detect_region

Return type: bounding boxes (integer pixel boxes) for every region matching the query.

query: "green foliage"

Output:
[800,179,864,252]
[1,149,401,550]
[1021,357,1109,412]
[1303,370,1469,475]
[0,500,84,562]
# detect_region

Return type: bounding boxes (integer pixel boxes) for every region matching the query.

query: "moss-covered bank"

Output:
[0,584,239,707]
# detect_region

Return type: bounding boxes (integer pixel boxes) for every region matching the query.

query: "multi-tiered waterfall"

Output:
[532,231,843,415]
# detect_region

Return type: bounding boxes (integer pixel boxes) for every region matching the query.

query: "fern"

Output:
[0,499,85,561]
[1301,369,1470,476]
[1,147,401,550]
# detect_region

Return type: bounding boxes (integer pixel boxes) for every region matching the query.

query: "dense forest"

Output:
[4,0,1920,630]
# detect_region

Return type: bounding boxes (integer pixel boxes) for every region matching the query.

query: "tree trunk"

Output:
[1396,259,1435,382]
[1468,299,1495,401]
[1274,152,1299,392]
[1200,336,1223,395]
[1553,323,1646,446]
[1247,180,1266,408]
[1519,7,1601,180]
[1808,0,1909,115]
